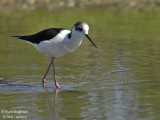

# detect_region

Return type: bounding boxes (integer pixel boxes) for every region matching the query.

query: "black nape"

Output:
[68,32,72,39]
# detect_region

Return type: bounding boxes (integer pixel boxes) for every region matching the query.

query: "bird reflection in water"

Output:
[43,88,65,120]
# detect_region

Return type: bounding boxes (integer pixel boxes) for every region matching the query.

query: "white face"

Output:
[73,22,89,36]
[82,24,89,35]
[72,22,97,48]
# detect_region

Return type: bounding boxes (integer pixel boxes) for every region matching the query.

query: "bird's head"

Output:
[72,22,97,48]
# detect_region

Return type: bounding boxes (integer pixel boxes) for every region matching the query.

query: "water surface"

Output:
[0,7,160,120]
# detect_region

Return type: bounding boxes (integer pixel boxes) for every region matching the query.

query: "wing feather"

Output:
[13,28,64,44]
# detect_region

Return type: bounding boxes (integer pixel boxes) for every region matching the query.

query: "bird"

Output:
[13,22,97,88]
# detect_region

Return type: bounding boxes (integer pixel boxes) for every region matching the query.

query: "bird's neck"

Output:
[69,30,83,40]
[63,31,83,52]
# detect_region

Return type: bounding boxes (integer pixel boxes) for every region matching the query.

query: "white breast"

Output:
[32,30,67,57]
[28,28,84,57]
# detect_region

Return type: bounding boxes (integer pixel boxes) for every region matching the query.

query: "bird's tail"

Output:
[12,36,28,39]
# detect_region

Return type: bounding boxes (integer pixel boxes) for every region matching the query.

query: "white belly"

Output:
[30,30,83,57]
[35,41,71,57]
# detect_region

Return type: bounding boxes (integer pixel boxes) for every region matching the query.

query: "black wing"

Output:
[13,28,65,44]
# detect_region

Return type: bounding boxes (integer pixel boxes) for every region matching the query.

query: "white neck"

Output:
[71,30,84,41]
[64,30,84,52]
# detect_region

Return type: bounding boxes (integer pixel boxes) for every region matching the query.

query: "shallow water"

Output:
[0,7,160,120]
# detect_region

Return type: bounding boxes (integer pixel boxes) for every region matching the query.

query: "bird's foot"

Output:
[55,81,60,88]
[42,78,46,87]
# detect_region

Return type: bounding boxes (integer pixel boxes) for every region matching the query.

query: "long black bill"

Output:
[85,34,97,48]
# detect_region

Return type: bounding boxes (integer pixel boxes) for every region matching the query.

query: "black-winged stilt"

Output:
[13,22,97,88]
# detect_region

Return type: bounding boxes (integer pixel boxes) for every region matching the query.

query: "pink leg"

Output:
[52,57,60,88]
[42,57,54,87]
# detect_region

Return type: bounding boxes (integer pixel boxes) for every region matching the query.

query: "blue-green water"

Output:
[0,7,160,120]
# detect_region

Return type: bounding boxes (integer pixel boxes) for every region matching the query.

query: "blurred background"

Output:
[0,0,160,120]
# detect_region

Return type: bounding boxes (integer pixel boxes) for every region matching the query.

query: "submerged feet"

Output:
[55,80,60,88]
[42,78,46,87]
[42,78,60,88]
